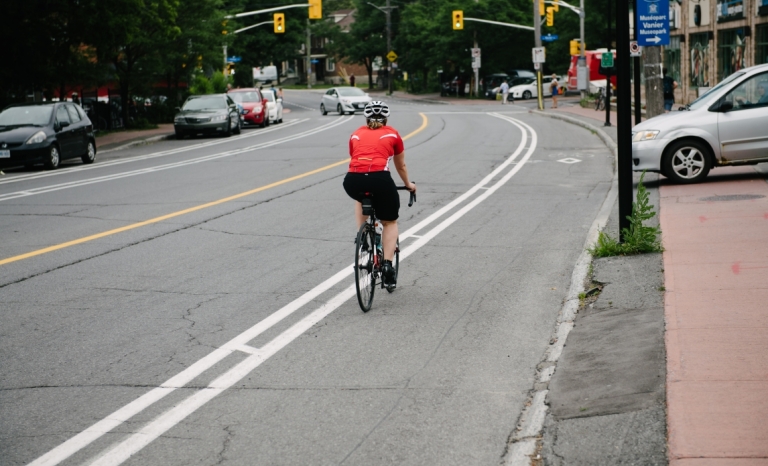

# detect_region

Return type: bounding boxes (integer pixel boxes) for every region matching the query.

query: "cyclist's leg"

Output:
[381,220,398,261]
[354,201,367,229]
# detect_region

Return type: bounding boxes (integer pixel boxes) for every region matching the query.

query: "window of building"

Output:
[690,32,711,87]
[664,36,682,83]
[757,25,768,65]
[718,28,747,81]
[326,57,335,72]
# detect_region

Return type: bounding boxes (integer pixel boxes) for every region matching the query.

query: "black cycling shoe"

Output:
[382,260,396,291]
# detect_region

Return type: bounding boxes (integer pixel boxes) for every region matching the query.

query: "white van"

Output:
[253,66,278,84]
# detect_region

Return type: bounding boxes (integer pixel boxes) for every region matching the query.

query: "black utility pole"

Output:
[604,0,612,127]
[633,0,642,125]
[617,0,633,240]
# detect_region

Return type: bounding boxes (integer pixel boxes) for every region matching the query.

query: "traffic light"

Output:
[539,0,545,16]
[274,13,285,33]
[222,20,227,35]
[553,0,560,12]
[569,40,585,55]
[546,7,554,26]
[452,10,463,30]
[309,0,322,19]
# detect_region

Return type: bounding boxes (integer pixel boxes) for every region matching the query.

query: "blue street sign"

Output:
[311,59,319,64]
[227,56,242,63]
[541,34,559,42]
[636,0,669,46]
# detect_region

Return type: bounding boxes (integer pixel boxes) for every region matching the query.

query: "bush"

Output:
[589,172,663,257]
[189,74,214,95]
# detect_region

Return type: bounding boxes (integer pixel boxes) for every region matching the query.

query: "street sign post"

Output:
[601,52,614,68]
[471,47,481,58]
[472,56,481,69]
[227,56,242,63]
[386,50,398,62]
[532,47,546,63]
[629,40,642,57]
[636,0,669,46]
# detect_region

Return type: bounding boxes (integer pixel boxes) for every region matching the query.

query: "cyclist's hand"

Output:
[406,182,417,193]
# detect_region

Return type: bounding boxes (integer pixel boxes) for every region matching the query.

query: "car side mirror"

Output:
[58,121,70,130]
[712,99,733,113]
[175,107,181,112]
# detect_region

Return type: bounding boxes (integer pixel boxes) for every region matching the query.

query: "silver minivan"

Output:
[632,63,768,183]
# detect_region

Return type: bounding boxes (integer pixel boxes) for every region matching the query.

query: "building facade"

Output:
[665,0,768,103]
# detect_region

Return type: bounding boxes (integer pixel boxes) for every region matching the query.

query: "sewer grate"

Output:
[699,194,765,202]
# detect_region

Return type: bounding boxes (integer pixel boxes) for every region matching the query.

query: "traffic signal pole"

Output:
[616,0,633,241]
[533,0,544,110]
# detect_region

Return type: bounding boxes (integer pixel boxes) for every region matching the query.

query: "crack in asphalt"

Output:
[0,172,345,291]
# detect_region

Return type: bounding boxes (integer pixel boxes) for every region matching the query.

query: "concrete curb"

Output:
[98,133,175,154]
[530,110,618,158]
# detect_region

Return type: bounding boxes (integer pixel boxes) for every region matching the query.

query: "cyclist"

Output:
[343,101,416,290]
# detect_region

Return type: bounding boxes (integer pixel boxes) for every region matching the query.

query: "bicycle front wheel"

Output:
[355,223,376,312]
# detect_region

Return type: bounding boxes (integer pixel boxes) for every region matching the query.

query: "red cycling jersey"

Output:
[348,125,404,173]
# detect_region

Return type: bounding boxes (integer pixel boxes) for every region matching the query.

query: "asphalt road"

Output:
[0,91,614,466]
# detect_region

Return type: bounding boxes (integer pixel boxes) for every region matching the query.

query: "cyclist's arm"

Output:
[393,151,416,192]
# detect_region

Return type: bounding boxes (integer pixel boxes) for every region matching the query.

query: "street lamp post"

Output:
[368,1,397,95]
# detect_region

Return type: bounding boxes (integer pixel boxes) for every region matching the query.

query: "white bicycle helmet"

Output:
[363,101,390,119]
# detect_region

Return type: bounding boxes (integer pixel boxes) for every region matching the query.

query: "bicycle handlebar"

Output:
[396,183,417,207]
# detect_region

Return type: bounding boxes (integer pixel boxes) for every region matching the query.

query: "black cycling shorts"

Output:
[343,171,400,221]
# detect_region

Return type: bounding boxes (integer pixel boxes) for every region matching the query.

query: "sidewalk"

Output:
[537,106,768,464]
[95,124,175,152]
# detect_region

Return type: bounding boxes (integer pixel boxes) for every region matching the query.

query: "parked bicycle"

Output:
[354,186,416,312]
[594,87,606,111]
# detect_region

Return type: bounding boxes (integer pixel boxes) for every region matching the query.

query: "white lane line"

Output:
[83,116,538,466]
[0,117,352,202]
[0,119,308,186]
[28,114,535,466]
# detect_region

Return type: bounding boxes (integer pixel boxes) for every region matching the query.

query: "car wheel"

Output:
[234,118,242,135]
[662,139,711,184]
[81,140,96,164]
[523,91,532,100]
[224,118,233,137]
[337,104,343,115]
[44,144,60,170]
[265,117,270,127]
[320,103,327,115]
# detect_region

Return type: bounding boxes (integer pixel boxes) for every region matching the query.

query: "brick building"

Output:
[661,0,768,103]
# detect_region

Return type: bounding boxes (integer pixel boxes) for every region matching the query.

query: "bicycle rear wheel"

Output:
[355,223,376,312]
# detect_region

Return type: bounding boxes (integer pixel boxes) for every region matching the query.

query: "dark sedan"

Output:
[0,102,96,169]
[173,94,241,139]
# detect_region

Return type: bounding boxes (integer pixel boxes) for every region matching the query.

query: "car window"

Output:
[0,106,53,126]
[56,106,71,125]
[75,104,88,120]
[262,91,275,102]
[229,91,261,103]
[183,97,227,110]
[66,104,81,123]
[724,72,768,111]
[326,89,334,95]
[337,88,366,97]
[689,71,745,110]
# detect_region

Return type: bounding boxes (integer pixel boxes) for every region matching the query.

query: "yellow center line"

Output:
[0,113,429,267]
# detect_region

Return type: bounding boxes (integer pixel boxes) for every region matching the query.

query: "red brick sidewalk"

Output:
[661,166,768,464]
[96,124,175,151]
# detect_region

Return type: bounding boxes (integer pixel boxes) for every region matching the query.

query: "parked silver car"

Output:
[320,87,371,115]
[632,63,768,183]
[174,94,241,139]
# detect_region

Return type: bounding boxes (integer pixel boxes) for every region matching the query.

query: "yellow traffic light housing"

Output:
[546,7,554,26]
[222,20,228,35]
[570,40,578,55]
[452,10,464,30]
[309,0,322,19]
[274,13,285,33]
[539,0,545,16]
[553,0,560,12]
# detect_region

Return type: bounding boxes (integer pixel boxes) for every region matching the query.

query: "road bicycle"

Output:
[594,87,606,111]
[354,186,416,312]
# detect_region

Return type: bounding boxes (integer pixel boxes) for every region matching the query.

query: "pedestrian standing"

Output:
[662,68,678,112]
[550,74,559,109]
[278,87,284,100]
[350,75,356,87]
[500,79,510,105]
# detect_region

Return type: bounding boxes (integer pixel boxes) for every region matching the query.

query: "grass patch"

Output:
[589,172,663,257]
